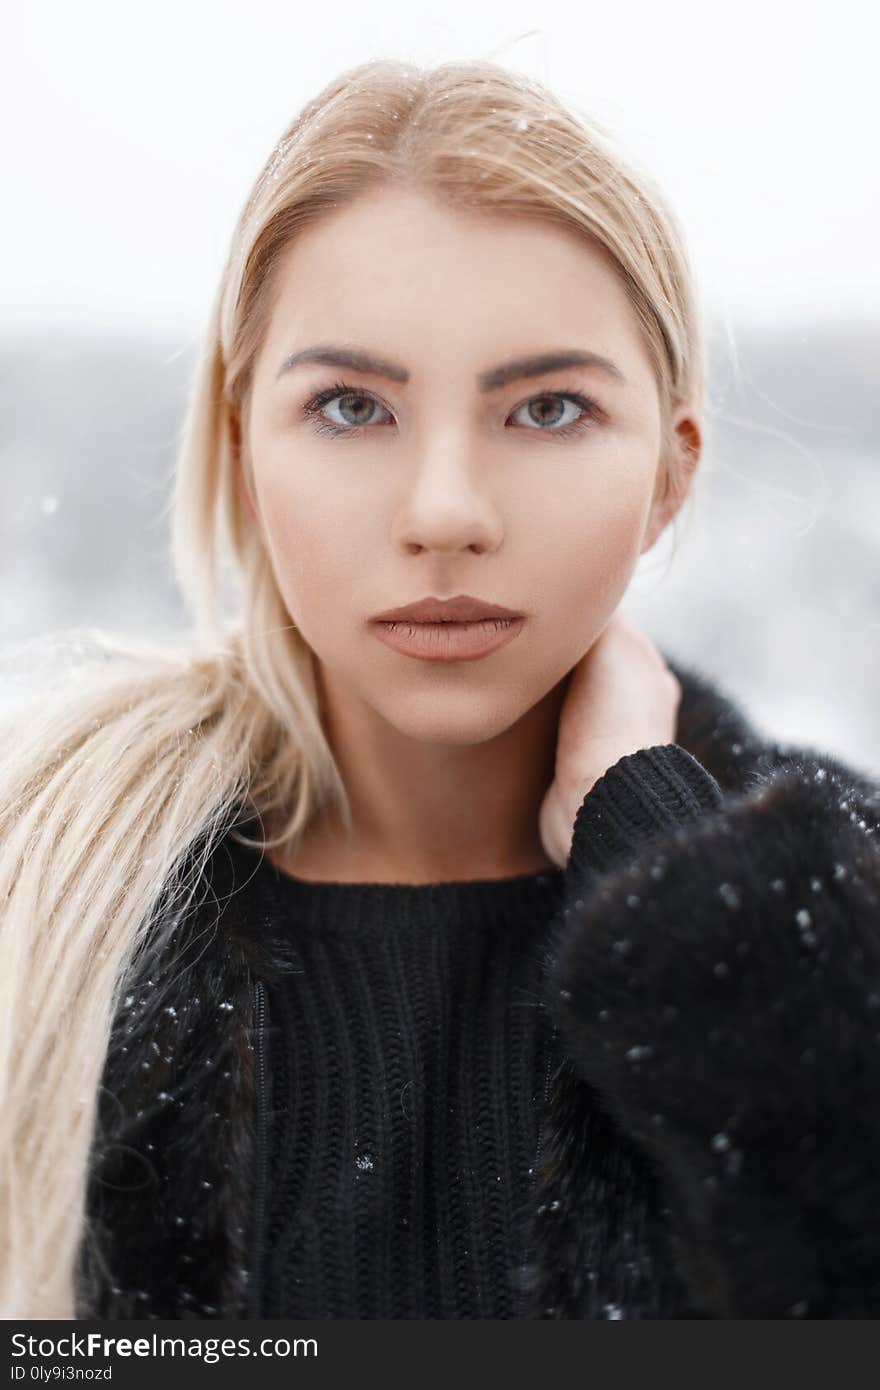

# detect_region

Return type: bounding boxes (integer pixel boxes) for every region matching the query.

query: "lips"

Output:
[371,594,523,624]
[371,613,526,663]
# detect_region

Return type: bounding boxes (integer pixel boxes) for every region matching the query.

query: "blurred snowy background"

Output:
[2,0,878,775]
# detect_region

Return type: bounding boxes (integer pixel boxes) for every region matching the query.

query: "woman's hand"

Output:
[538,610,683,869]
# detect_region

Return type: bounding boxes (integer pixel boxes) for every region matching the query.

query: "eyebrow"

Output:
[275,345,627,389]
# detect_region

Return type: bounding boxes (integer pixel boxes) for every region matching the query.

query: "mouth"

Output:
[371,615,526,663]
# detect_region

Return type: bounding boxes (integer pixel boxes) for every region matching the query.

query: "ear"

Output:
[640,406,702,555]
[229,403,259,524]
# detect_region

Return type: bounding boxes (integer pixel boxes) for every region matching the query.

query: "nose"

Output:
[391,439,505,556]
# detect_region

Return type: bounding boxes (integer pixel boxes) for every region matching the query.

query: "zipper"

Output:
[248,979,271,1319]
[516,1021,557,1318]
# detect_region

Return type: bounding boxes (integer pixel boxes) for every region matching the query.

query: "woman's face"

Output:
[242,185,697,746]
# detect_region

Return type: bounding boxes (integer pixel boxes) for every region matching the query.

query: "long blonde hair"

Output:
[0,57,707,1319]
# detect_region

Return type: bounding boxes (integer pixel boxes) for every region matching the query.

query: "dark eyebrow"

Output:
[275,345,627,389]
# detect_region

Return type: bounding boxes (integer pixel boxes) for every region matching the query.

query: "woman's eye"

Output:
[304,386,392,435]
[508,394,597,435]
[301,383,600,439]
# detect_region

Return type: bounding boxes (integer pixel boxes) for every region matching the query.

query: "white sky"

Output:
[4,0,877,338]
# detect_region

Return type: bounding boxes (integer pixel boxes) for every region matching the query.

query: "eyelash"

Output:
[300,379,603,441]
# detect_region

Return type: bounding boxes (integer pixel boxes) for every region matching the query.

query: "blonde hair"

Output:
[0,57,707,1318]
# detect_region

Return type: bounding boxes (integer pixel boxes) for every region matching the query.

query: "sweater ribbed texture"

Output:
[567,744,725,882]
[252,870,566,1319]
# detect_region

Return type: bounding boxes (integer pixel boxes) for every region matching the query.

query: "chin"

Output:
[378,690,524,748]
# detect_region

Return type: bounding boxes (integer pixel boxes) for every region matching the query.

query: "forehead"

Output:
[257,186,653,386]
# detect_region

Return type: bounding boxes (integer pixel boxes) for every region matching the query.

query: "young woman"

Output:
[2,58,878,1322]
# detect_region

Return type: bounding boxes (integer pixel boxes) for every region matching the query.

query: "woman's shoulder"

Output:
[131,804,305,1006]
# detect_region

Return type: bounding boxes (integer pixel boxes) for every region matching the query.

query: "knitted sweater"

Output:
[78,655,880,1319]
[254,867,564,1319]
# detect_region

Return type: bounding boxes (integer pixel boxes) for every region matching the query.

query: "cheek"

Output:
[547,485,649,617]
[256,473,376,617]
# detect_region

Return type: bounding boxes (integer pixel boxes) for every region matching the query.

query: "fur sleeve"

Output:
[544,741,880,1318]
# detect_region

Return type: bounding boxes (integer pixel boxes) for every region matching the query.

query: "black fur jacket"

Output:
[76,656,880,1320]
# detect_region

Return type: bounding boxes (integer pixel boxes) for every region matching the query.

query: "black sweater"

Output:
[236,745,723,1320]
[256,871,561,1318]
[78,658,880,1320]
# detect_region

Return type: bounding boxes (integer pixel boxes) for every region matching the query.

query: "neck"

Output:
[274,662,570,886]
